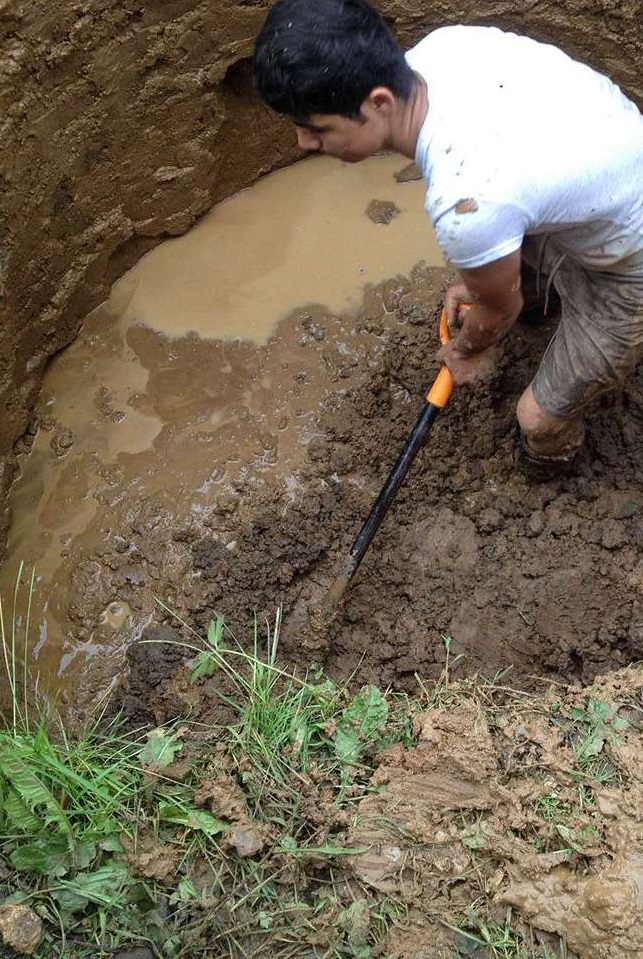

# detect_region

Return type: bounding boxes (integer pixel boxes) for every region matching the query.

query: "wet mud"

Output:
[4,152,643,721]
[345,666,643,959]
[1,153,441,707]
[186,303,643,696]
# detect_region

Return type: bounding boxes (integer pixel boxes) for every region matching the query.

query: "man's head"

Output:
[253,0,417,161]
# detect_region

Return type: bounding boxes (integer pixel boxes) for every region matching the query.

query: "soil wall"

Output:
[1,0,642,553]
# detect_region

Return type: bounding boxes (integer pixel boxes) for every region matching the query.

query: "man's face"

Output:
[295,107,388,163]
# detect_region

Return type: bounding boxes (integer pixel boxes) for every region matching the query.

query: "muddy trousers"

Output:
[518,237,643,460]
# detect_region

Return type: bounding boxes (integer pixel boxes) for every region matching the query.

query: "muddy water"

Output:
[111,153,442,342]
[1,153,443,705]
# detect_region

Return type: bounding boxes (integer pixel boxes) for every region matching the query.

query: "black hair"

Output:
[253,0,415,121]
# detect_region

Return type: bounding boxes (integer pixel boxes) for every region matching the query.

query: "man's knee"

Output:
[516,386,585,458]
[516,387,550,437]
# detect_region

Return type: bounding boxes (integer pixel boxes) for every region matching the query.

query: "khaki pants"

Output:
[523,237,643,418]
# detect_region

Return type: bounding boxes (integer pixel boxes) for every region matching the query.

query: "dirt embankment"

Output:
[0,0,298,550]
[1,0,643,554]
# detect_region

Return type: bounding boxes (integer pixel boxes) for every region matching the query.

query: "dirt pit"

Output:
[129,300,643,729]
[3,98,643,959]
[3,151,643,724]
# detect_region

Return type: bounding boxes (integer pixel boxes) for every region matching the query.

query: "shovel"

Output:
[318,307,455,623]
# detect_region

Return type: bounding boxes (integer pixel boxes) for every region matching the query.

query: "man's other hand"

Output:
[444,283,475,331]
[436,340,498,384]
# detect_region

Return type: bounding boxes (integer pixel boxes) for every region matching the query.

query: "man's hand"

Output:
[444,283,475,332]
[436,250,523,385]
[452,252,523,348]
[436,339,498,384]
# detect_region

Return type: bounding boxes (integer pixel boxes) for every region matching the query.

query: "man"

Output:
[254,0,643,473]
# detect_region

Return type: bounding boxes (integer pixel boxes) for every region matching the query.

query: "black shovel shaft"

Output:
[351,401,441,565]
[324,401,442,611]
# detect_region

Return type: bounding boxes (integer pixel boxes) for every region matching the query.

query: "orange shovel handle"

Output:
[426,308,455,408]
[321,305,464,617]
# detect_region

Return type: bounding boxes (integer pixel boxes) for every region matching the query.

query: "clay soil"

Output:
[115,264,643,727]
[9,246,643,959]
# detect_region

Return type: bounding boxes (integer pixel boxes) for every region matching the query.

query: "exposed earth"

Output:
[119,274,643,729]
[2,4,643,955]
[6,211,643,719]
[18,279,643,745]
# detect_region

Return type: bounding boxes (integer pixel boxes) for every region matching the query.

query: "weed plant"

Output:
[0,568,147,952]
[0,581,410,957]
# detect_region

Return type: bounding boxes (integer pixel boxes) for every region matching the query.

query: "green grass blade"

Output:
[0,742,72,839]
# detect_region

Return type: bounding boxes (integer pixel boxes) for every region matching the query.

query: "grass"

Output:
[446,908,569,959]
[0,579,413,957]
[0,569,140,952]
[1,560,36,730]
[535,791,570,822]
[568,697,628,783]
[415,633,464,708]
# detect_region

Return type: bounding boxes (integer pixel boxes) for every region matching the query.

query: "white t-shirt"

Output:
[406,26,643,273]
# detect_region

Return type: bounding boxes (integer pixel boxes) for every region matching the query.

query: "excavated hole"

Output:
[2,6,643,726]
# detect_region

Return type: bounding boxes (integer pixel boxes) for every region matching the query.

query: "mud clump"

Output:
[344,666,643,958]
[182,268,643,700]
[365,198,401,224]
[394,161,424,183]
[121,624,188,726]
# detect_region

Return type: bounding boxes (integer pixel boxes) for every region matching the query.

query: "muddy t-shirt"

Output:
[406,26,643,273]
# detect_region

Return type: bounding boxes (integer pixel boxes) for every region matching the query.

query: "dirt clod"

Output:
[122,832,181,882]
[365,199,400,224]
[0,904,42,955]
[394,162,424,182]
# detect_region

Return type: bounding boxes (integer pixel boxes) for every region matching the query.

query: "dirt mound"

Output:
[344,665,643,959]
[176,265,643,705]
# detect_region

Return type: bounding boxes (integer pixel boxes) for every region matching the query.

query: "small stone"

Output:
[230,824,265,857]
[0,904,43,955]
[528,510,546,535]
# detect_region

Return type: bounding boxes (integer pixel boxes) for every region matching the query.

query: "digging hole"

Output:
[2,6,643,722]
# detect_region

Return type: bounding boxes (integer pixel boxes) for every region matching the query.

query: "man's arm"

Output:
[437,249,524,384]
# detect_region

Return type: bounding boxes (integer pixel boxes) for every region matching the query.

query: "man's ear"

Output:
[362,86,396,116]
